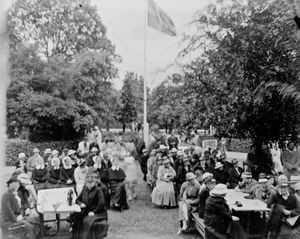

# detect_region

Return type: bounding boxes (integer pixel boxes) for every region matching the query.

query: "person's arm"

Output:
[1,193,17,222]
[178,183,186,200]
[267,192,277,208]
[93,188,105,213]
[74,168,80,184]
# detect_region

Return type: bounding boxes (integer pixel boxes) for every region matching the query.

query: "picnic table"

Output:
[37,187,81,236]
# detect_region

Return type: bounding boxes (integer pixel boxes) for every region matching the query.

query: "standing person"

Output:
[1,176,37,239]
[27,148,43,177]
[78,135,91,156]
[246,145,259,180]
[204,184,246,239]
[107,155,129,211]
[152,157,177,208]
[72,168,108,239]
[31,157,48,191]
[74,159,89,195]
[168,130,179,150]
[60,157,75,188]
[281,141,300,180]
[228,159,243,189]
[147,149,157,186]
[140,148,149,181]
[93,126,103,150]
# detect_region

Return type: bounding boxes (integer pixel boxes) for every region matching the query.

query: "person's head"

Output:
[170,148,177,156]
[67,149,76,158]
[186,172,196,185]
[232,159,238,167]
[162,157,170,168]
[206,178,216,190]
[63,148,68,155]
[194,169,202,182]
[44,148,52,156]
[294,183,300,197]
[7,176,20,191]
[51,157,60,168]
[33,148,40,156]
[287,142,295,151]
[63,156,72,167]
[36,157,45,167]
[142,148,148,155]
[103,152,110,161]
[202,172,213,184]
[171,130,175,136]
[112,155,121,167]
[259,173,267,179]
[18,152,26,161]
[277,175,288,184]
[258,178,269,192]
[210,183,227,198]
[215,162,223,171]
[52,150,59,158]
[267,175,275,186]
[150,150,156,157]
[85,168,98,188]
[182,156,190,167]
[94,155,102,165]
[278,183,289,197]
[177,151,184,161]
[156,157,163,166]
[241,172,252,184]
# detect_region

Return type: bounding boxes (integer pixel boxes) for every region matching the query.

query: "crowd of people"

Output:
[1,127,300,239]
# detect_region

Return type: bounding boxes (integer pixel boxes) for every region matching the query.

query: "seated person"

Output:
[214,162,228,184]
[60,156,75,187]
[199,172,213,193]
[15,152,28,174]
[72,168,108,239]
[149,156,163,190]
[17,173,37,209]
[267,182,300,238]
[151,157,177,208]
[47,157,61,188]
[204,184,246,239]
[177,173,200,234]
[175,156,193,196]
[252,178,276,203]
[1,176,38,239]
[198,178,216,218]
[31,157,48,191]
[228,159,242,189]
[107,155,129,211]
[235,172,257,194]
[74,159,88,194]
[275,174,294,193]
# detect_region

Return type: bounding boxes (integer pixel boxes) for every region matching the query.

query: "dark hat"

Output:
[7,175,20,186]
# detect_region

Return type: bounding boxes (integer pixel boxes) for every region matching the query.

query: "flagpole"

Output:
[143,0,149,148]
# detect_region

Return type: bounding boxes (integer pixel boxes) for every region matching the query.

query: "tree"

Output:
[8,0,117,60]
[120,72,138,129]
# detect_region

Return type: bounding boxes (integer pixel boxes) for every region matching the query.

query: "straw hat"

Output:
[67,149,76,156]
[44,148,52,154]
[170,148,178,153]
[18,152,26,159]
[91,147,99,153]
[18,173,32,185]
[186,172,196,181]
[210,184,228,196]
[294,182,300,191]
[278,182,289,187]
[52,150,59,156]
[215,162,223,169]
[241,172,252,178]
[162,157,170,164]
[202,172,213,181]
[258,178,268,184]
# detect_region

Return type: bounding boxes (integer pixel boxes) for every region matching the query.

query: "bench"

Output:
[192,212,205,238]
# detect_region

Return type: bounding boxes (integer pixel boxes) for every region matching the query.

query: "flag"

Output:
[148,0,176,36]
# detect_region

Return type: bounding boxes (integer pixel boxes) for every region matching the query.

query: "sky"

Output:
[92,0,211,89]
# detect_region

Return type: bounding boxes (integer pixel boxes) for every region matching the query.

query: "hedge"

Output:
[226,138,252,153]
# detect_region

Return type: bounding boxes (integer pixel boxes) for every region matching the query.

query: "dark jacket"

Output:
[267,192,300,216]
[32,167,48,183]
[198,186,210,218]
[17,185,30,215]
[204,195,232,234]
[1,189,22,226]
[140,154,149,175]
[213,169,228,184]
[95,164,109,185]
[176,164,193,185]
[60,167,75,184]
[228,166,243,189]
[48,167,61,184]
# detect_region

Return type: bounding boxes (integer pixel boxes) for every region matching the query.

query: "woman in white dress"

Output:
[151,157,177,207]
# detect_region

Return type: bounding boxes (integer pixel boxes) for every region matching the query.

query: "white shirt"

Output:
[78,141,90,154]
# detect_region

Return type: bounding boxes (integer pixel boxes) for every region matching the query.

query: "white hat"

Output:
[186,172,196,181]
[51,157,60,166]
[215,162,224,169]
[159,145,167,150]
[210,184,228,196]
[170,148,178,153]
[278,175,288,182]
[33,148,40,153]
[17,173,32,185]
[177,151,184,156]
[258,178,268,184]
[91,147,99,152]
[52,150,59,156]
[67,149,76,156]
[202,172,213,181]
[294,182,300,191]
[44,148,52,154]
[18,153,26,159]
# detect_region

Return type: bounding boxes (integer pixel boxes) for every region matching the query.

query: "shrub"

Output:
[226,138,252,153]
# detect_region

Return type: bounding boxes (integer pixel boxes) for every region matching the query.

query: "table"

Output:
[37,187,81,236]
[226,190,270,238]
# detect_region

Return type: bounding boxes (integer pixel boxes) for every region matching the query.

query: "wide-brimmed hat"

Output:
[278,175,288,182]
[150,149,156,155]
[182,156,189,162]
[258,178,268,184]
[78,158,86,166]
[44,148,52,154]
[33,148,40,153]
[91,147,99,153]
[18,152,26,159]
[170,148,177,153]
[186,172,196,181]
[210,184,228,196]
[241,172,252,178]
[67,149,76,156]
[7,175,20,185]
[215,162,223,169]
[18,173,32,185]
[202,172,213,181]
[177,151,184,156]
[294,182,300,191]
[278,182,289,187]
[52,150,59,156]
[142,148,148,153]
[162,157,170,164]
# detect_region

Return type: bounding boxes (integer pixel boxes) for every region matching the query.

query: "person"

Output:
[1,176,37,239]
[270,142,283,174]
[59,148,69,161]
[47,157,61,188]
[205,157,215,174]
[15,152,28,174]
[31,157,48,191]
[281,141,300,180]
[43,148,52,167]
[250,178,276,203]
[146,149,157,187]
[235,172,258,194]
[93,126,102,150]
[17,173,37,209]
[214,162,228,185]
[51,149,59,160]
[199,172,213,193]
[124,156,138,201]
[228,159,243,189]
[177,172,201,234]
[71,168,108,239]
[150,156,163,190]
[168,130,179,149]
[60,156,75,188]
[204,184,246,239]
[107,155,129,211]
[140,148,149,181]
[78,135,91,156]
[218,153,231,175]
[198,178,216,218]
[27,148,43,176]
[169,148,178,165]
[175,156,193,196]
[152,157,177,208]
[174,150,184,172]
[87,147,100,167]
[267,182,300,238]
[67,149,78,167]
[295,182,300,203]
[246,145,259,180]
[74,159,89,195]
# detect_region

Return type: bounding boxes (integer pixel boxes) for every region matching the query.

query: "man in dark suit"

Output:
[228,159,243,189]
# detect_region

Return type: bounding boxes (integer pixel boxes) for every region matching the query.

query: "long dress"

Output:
[152,165,177,207]
[72,185,108,239]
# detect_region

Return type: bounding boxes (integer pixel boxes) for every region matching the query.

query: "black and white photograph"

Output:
[0,0,300,238]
